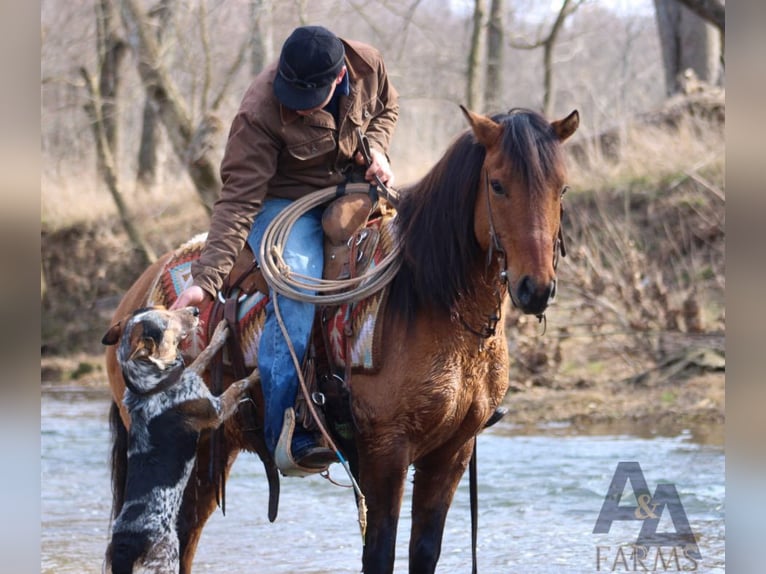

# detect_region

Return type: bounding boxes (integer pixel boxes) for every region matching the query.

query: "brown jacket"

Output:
[191,39,399,297]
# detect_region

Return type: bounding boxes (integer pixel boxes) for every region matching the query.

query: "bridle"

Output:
[455,170,569,343]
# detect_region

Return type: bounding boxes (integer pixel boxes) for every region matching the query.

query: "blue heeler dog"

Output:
[101,306,258,574]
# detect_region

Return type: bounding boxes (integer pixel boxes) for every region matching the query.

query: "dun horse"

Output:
[104,106,578,573]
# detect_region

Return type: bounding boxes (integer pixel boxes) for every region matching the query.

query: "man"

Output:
[171,26,398,474]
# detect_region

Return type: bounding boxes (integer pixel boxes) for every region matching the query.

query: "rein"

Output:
[454,169,509,343]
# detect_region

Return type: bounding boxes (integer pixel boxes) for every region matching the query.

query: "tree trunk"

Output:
[81,68,157,266]
[507,0,583,117]
[542,0,575,118]
[117,0,220,213]
[466,0,486,112]
[654,0,723,96]
[136,0,174,191]
[136,100,160,190]
[673,0,724,33]
[484,0,503,114]
[250,0,274,76]
[95,0,126,179]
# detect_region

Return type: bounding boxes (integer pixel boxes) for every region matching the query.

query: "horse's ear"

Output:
[551,110,579,142]
[102,321,123,346]
[460,105,502,148]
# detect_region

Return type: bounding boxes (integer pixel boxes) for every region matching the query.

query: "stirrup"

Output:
[275,407,333,477]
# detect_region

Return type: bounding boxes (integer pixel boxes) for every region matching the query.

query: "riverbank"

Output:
[41,95,725,435]
[41,349,724,437]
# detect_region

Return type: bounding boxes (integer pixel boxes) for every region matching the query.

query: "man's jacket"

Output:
[192,38,399,297]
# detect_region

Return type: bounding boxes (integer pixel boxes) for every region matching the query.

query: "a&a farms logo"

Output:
[593,462,700,571]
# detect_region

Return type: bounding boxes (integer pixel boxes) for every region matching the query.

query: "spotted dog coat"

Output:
[102,307,257,574]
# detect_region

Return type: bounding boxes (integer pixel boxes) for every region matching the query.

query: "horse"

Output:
[104,105,578,573]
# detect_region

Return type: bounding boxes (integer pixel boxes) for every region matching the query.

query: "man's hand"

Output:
[170,285,212,311]
[355,148,395,188]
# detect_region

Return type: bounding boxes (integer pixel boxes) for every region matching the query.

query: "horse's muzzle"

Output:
[513,275,555,316]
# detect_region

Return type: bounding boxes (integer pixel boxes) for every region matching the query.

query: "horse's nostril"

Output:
[517,275,535,307]
[516,276,555,314]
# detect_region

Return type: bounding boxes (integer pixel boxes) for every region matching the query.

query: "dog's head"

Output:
[102,306,200,393]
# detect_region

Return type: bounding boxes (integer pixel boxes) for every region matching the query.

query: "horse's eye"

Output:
[560,185,570,198]
[490,179,505,195]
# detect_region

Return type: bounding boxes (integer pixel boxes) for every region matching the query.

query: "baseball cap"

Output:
[273,26,346,111]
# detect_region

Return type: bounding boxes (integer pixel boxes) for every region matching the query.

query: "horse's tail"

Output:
[108,401,128,521]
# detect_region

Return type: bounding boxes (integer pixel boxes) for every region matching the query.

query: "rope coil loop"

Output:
[257,184,402,305]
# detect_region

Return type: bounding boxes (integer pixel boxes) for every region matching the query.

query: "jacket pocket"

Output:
[348,97,385,128]
[286,132,336,161]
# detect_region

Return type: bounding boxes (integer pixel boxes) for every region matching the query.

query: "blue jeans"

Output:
[247,198,324,455]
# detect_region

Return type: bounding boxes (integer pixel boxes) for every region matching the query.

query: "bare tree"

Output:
[295,0,309,25]
[510,0,585,118]
[80,0,156,265]
[136,0,174,192]
[653,0,723,95]
[81,68,157,266]
[117,0,223,212]
[250,0,274,75]
[93,0,127,180]
[466,0,487,111]
[484,0,503,113]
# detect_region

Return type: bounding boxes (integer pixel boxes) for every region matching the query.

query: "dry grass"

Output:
[568,113,724,195]
[42,168,209,232]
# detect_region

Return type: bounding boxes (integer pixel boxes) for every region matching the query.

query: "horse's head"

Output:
[461,106,579,317]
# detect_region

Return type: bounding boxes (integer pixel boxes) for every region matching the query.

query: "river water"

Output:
[41,385,724,573]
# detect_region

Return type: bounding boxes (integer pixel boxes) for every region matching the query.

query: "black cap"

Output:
[273,26,345,111]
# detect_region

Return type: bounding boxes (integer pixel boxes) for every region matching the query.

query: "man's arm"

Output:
[190,111,280,299]
[358,57,399,186]
[363,57,399,158]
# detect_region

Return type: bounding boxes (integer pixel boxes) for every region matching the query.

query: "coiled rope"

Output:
[257,184,402,305]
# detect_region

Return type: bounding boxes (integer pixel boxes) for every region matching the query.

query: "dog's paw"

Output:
[209,320,230,344]
[234,368,259,399]
[243,367,260,388]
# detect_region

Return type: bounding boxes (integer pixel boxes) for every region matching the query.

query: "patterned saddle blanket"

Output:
[146,215,397,374]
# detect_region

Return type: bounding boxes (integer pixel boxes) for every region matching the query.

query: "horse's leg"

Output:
[409,438,476,574]
[358,443,409,574]
[177,434,239,574]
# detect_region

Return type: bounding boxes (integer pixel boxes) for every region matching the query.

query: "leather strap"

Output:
[207,283,281,522]
[470,437,478,573]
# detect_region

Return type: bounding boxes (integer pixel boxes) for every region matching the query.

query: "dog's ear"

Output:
[129,337,157,361]
[102,321,123,346]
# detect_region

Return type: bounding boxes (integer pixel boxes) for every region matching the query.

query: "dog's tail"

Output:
[109,401,128,520]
